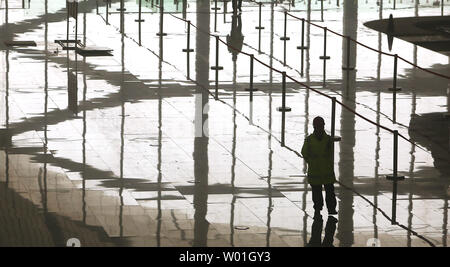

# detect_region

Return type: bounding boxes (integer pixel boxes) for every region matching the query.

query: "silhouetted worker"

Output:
[307,215,338,247]
[301,116,337,219]
[232,0,242,14]
[227,14,244,62]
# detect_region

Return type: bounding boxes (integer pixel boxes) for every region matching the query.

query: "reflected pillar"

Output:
[156,11,164,246]
[302,0,311,246]
[228,59,238,246]
[337,0,357,247]
[266,1,276,246]
[193,0,210,247]
[82,0,88,224]
[42,0,49,224]
[118,15,127,239]
[373,0,384,243]
[4,0,8,34]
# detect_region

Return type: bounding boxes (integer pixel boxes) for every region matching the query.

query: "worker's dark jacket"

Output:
[301,133,336,185]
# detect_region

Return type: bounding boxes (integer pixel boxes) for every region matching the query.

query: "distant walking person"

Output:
[232,0,242,14]
[301,116,337,219]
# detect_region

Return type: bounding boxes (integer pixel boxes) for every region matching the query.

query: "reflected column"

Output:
[0,0,10,202]
[373,0,384,243]
[266,0,276,246]
[118,14,126,239]
[337,0,357,247]
[120,0,125,34]
[445,58,449,248]
[407,0,420,247]
[302,0,311,246]
[41,1,64,245]
[193,0,210,247]
[42,0,49,222]
[4,0,8,34]
[229,58,237,247]
[2,44,10,189]
[182,0,187,20]
[156,12,164,247]
[82,4,88,224]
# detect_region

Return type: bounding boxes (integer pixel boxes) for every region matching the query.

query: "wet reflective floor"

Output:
[0,0,449,247]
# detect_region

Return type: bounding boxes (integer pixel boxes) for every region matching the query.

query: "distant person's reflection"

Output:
[232,0,242,14]
[227,14,244,62]
[307,216,338,247]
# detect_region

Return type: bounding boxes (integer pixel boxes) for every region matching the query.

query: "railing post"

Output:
[106,0,109,24]
[256,3,264,30]
[135,0,145,46]
[182,21,194,79]
[297,18,308,77]
[387,130,405,225]
[320,0,324,22]
[280,11,290,66]
[319,27,330,88]
[442,0,444,16]
[211,36,223,100]
[277,72,292,147]
[331,97,341,147]
[67,0,70,42]
[211,0,221,11]
[156,3,167,36]
[389,54,401,123]
[248,56,256,126]
[117,0,126,34]
[212,0,219,32]
[75,3,78,49]
[255,2,265,53]
[393,0,396,10]
[116,0,126,12]
[245,55,258,101]
[249,99,254,125]
[342,36,354,71]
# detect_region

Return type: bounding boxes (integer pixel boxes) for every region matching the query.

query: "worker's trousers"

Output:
[311,183,337,212]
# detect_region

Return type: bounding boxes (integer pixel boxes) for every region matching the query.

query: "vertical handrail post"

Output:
[387,130,405,225]
[280,11,290,66]
[319,27,330,88]
[321,0,324,22]
[277,72,292,147]
[156,2,167,36]
[210,36,223,100]
[281,73,286,146]
[389,54,401,123]
[296,18,308,77]
[135,0,145,46]
[255,2,265,53]
[330,97,341,156]
[67,0,70,42]
[106,0,109,24]
[245,55,259,101]
[215,36,219,99]
[182,21,194,79]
